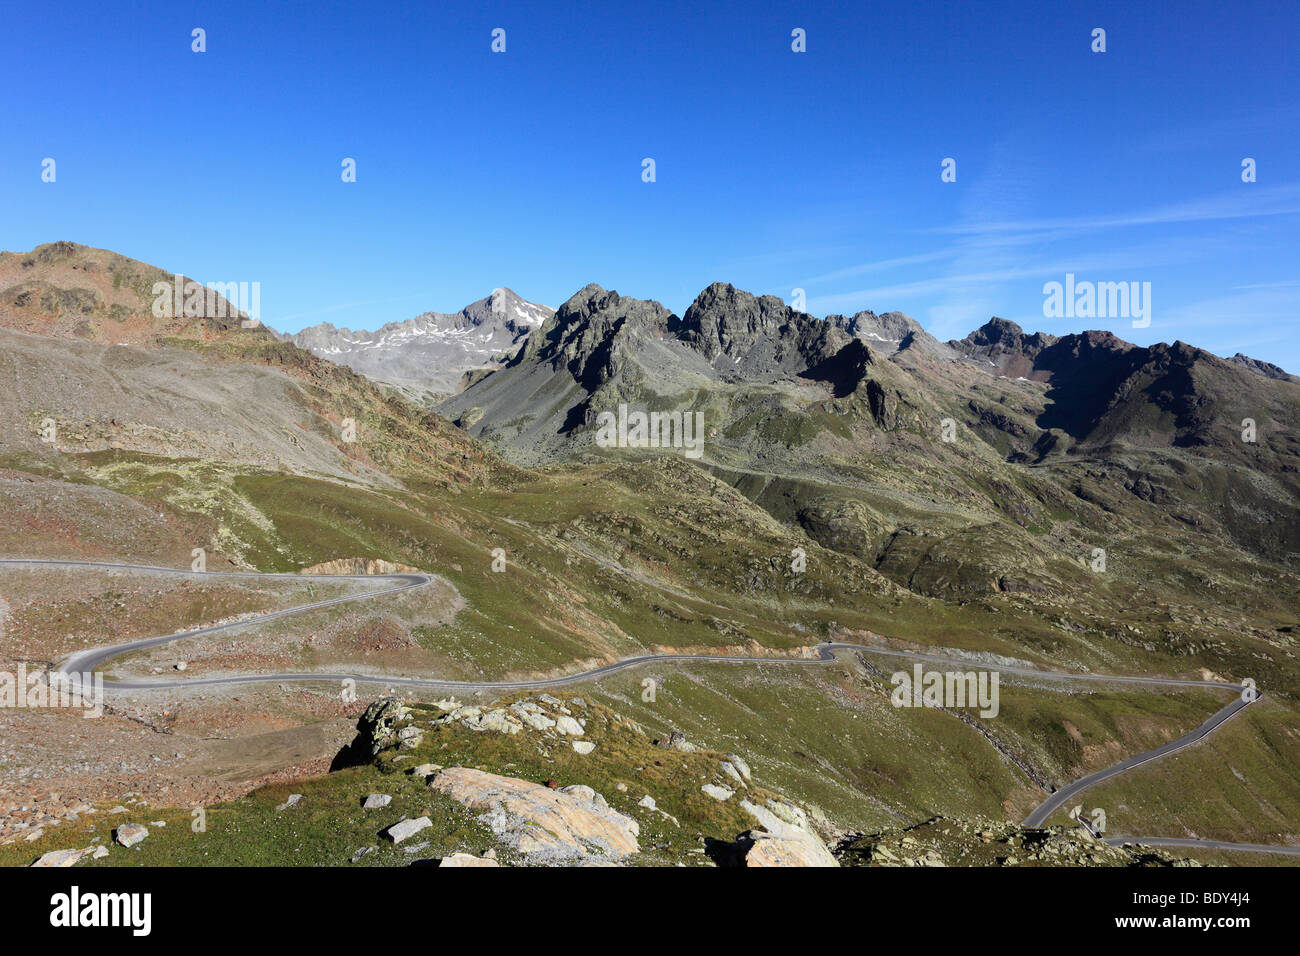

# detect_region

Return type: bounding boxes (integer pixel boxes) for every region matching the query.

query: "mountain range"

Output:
[276,289,553,401]
[2,241,1298,865]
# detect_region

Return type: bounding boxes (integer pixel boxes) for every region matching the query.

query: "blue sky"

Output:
[3,0,1298,368]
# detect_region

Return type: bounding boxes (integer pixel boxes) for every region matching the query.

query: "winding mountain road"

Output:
[1021,695,1254,827]
[3,557,1286,858]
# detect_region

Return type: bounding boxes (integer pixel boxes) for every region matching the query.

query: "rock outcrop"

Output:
[439,852,499,867]
[429,767,639,862]
[355,698,422,756]
[736,800,838,867]
[705,799,838,867]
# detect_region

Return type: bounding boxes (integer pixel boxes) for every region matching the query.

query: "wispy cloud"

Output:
[927,184,1300,237]
[797,249,956,286]
[1232,279,1300,290]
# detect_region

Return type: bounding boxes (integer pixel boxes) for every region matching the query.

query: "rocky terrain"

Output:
[10,691,1206,868]
[838,815,1199,867]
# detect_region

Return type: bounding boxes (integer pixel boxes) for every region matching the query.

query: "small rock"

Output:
[362,794,392,809]
[396,726,424,749]
[478,710,523,734]
[701,784,734,801]
[384,816,432,844]
[409,763,442,778]
[572,741,596,755]
[657,731,696,753]
[114,824,148,848]
[725,754,752,782]
[554,715,584,736]
[92,846,109,859]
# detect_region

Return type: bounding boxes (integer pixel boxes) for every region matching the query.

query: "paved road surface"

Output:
[1105,836,1300,856]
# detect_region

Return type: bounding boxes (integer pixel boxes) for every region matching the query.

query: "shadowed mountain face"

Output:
[437,282,898,463]
[948,319,1300,457]
[277,288,554,402]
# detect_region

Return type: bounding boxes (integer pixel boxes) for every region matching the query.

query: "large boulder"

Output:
[439,852,499,867]
[383,817,431,844]
[31,848,90,867]
[429,767,639,861]
[736,800,838,867]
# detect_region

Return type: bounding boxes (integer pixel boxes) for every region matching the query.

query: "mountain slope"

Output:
[0,241,265,346]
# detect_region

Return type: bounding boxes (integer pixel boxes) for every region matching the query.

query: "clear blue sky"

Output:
[3,1,1297,368]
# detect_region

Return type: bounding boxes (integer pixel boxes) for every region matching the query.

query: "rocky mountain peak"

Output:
[521,284,675,391]
[828,309,958,361]
[949,318,1061,378]
[1229,352,1299,382]
[279,288,555,400]
[966,317,1029,348]
[554,283,626,322]
[677,282,850,380]
[465,287,549,330]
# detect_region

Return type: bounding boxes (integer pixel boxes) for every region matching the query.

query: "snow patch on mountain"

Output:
[274,288,554,400]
